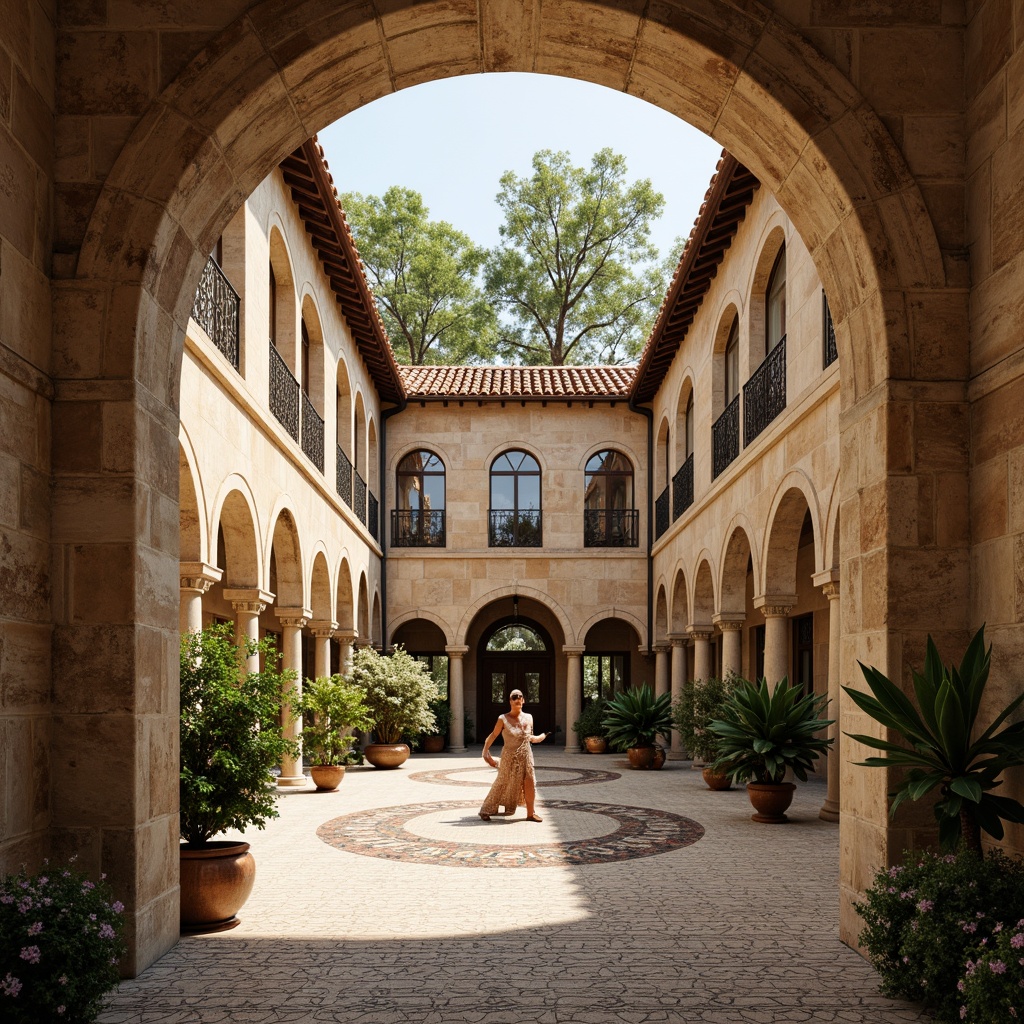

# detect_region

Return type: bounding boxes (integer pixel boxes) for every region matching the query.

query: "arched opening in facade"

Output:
[478,616,555,734]
[582,618,641,703]
[268,227,298,376]
[392,618,451,701]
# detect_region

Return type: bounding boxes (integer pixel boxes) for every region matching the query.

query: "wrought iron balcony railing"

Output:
[712,395,740,480]
[654,487,669,540]
[336,446,352,507]
[744,336,787,447]
[583,509,639,548]
[191,257,240,370]
[300,394,324,473]
[391,509,446,547]
[672,453,694,520]
[368,491,379,542]
[269,341,300,442]
[823,295,837,368]
[489,509,542,547]
[353,471,367,527]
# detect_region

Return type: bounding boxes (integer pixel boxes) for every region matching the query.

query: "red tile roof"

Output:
[400,365,636,399]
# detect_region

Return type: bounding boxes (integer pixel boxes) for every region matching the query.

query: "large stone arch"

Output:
[577,608,647,649]
[308,547,332,623]
[691,556,716,627]
[388,608,455,647]
[266,505,304,609]
[335,554,355,632]
[670,566,689,634]
[762,472,824,596]
[456,584,575,648]
[178,431,205,565]
[719,517,757,617]
[210,478,261,590]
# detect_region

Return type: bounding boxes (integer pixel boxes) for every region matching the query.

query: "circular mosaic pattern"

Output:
[316,799,704,868]
[407,765,621,788]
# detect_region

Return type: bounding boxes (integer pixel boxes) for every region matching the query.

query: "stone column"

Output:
[755,596,796,686]
[668,634,688,760]
[689,628,713,682]
[179,562,222,635]
[276,607,310,787]
[223,588,273,675]
[445,645,468,752]
[335,629,357,674]
[714,615,744,680]
[564,646,586,753]
[815,572,841,822]
[653,643,670,699]
[309,620,338,680]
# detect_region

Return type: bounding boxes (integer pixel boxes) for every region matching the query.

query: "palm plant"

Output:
[844,626,1024,852]
[602,684,673,750]
[709,676,833,784]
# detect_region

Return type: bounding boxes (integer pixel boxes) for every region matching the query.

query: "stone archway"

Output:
[50,1,965,972]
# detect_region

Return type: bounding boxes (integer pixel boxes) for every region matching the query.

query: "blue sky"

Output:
[317,73,723,262]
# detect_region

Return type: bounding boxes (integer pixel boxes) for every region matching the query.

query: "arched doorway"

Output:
[478,617,556,734]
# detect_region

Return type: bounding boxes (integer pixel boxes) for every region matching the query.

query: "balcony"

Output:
[368,491,379,542]
[336,446,352,507]
[743,335,787,447]
[583,509,638,548]
[354,471,367,527]
[191,257,240,370]
[489,510,542,547]
[712,395,740,480]
[269,341,300,443]
[301,394,324,473]
[654,487,669,540]
[672,454,694,521]
[391,509,446,548]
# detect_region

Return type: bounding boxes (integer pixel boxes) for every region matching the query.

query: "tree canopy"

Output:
[341,186,497,365]
[484,149,667,365]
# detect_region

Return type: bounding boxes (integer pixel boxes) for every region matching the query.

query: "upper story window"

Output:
[300,320,311,396]
[584,450,637,547]
[725,317,740,404]
[393,450,446,547]
[269,262,278,348]
[684,393,694,458]
[766,247,787,354]
[489,450,541,547]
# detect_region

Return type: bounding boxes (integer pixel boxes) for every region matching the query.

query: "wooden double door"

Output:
[477,654,555,737]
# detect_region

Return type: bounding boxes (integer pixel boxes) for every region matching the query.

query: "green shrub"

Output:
[293,674,373,765]
[959,917,1024,1022]
[349,645,440,743]
[573,697,608,739]
[672,675,733,761]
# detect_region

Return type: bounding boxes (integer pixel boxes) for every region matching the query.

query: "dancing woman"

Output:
[478,690,548,821]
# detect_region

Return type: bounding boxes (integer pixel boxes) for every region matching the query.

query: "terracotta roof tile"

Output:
[399,365,635,399]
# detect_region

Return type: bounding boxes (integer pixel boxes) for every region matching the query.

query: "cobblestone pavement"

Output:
[100,751,930,1023]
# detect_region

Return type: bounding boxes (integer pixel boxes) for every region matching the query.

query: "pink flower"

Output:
[960,1008,967,1020]
[1013,934,1024,949]
[1,973,22,997]
[112,901,124,914]
[19,946,40,965]
[58,975,68,986]
[99,922,116,940]
[990,961,1008,974]
[917,899,934,913]
[57,1006,66,1015]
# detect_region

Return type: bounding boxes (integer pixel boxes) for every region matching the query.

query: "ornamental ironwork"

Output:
[336,446,352,507]
[655,487,669,540]
[269,341,300,442]
[301,394,324,473]
[712,395,740,480]
[191,257,240,369]
[823,294,837,368]
[743,336,787,447]
[672,454,694,520]
[391,509,446,547]
[354,471,367,526]
[583,509,638,548]
[489,509,542,547]
[368,491,379,542]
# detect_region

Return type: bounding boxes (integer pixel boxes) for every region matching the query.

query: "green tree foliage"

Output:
[341,186,497,364]
[485,148,666,365]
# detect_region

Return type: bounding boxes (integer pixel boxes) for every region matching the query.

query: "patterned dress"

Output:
[479,712,536,816]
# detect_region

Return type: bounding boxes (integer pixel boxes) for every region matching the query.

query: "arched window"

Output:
[300,319,310,396]
[725,317,739,403]
[269,262,277,348]
[489,450,541,547]
[393,450,446,547]
[584,450,637,547]
[486,623,547,652]
[766,247,786,353]
[684,394,694,458]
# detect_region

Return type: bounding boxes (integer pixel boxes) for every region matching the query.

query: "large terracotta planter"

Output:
[584,736,607,754]
[180,841,255,933]
[309,765,346,791]
[364,742,411,769]
[627,745,655,769]
[746,781,796,822]
[422,735,445,754]
[702,767,732,790]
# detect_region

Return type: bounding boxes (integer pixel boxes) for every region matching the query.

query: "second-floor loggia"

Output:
[191,255,240,370]
[584,450,638,547]
[392,451,446,547]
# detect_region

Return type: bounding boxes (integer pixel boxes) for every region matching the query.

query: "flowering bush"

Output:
[959,919,1024,1021]
[0,859,126,1022]
[348,645,439,744]
[857,848,1024,1022]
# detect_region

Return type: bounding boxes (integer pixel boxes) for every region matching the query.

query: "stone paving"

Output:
[99,751,931,1023]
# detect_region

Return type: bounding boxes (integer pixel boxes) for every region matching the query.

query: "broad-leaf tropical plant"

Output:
[602,684,673,751]
[843,626,1024,852]
[709,676,833,784]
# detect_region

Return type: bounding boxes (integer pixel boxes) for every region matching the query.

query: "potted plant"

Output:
[573,698,609,753]
[422,697,452,753]
[602,684,673,769]
[348,645,440,768]
[673,675,734,788]
[292,674,374,790]
[179,623,298,932]
[709,676,833,822]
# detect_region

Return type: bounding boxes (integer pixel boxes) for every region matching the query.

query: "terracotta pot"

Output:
[584,736,607,754]
[702,767,732,791]
[309,765,346,791]
[746,781,796,822]
[364,742,411,769]
[180,841,255,934]
[650,745,666,770]
[627,746,656,769]
[422,735,445,753]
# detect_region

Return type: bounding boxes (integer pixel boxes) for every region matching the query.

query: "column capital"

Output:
[713,614,745,632]
[352,637,375,649]
[276,606,311,629]
[335,628,358,645]
[686,625,713,642]
[811,568,839,589]
[223,587,274,615]
[820,581,840,601]
[652,642,671,654]
[667,633,689,646]
[180,561,222,593]
[753,595,797,618]
[308,619,338,638]
[445,644,469,658]
[562,645,586,657]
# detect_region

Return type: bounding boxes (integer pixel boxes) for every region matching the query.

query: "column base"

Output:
[667,751,688,761]
[276,775,307,788]
[448,745,467,753]
[563,744,580,754]
[819,800,840,822]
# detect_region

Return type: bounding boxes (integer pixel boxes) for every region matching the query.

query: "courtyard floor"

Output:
[99,750,929,1023]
